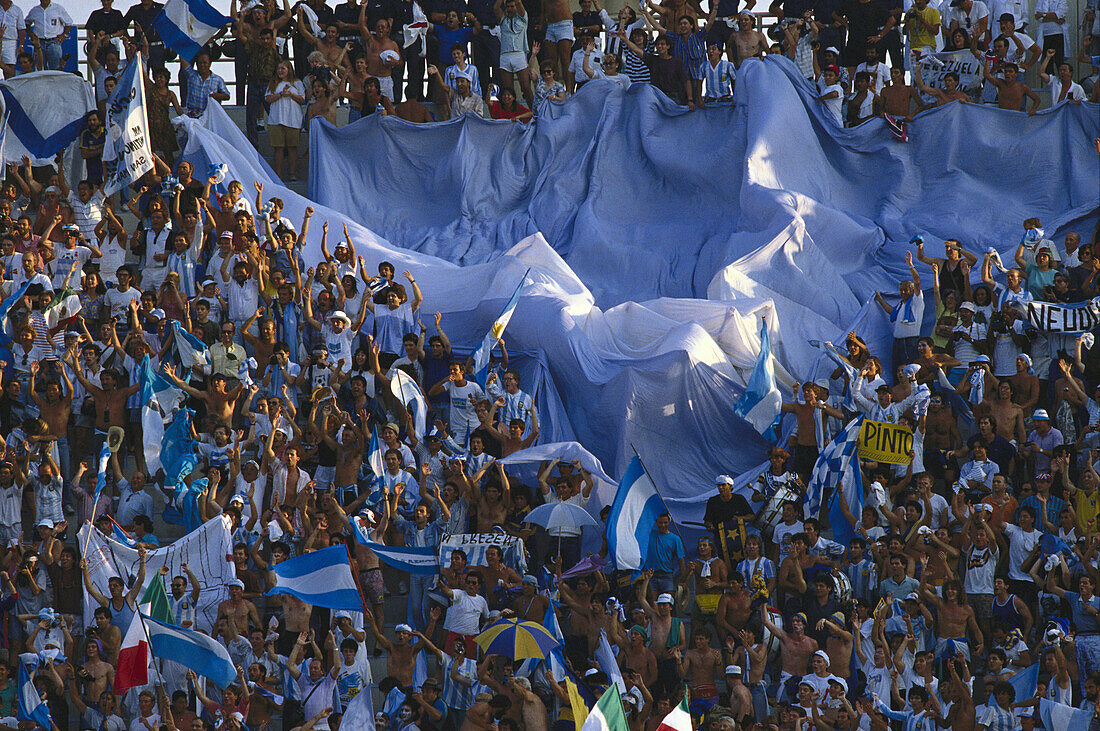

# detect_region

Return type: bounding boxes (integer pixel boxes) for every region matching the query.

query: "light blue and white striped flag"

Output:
[804,416,864,521]
[142,614,237,687]
[733,320,782,438]
[267,544,363,610]
[92,443,111,507]
[1039,698,1091,730]
[172,320,211,374]
[605,456,667,570]
[363,540,439,575]
[471,270,529,386]
[16,654,51,729]
[151,0,232,63]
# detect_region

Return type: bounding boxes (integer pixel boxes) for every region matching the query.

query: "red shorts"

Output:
[445,631,479,658]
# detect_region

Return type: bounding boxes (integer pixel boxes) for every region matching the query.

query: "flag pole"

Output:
[628,444,688,546]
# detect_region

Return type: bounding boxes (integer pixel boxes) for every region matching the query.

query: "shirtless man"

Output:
[242,310,278,367]
[559,576,621,656]
[990,380,1026,443]
[879,65,925,118]
[924,393,961,465]
[729,10,768,65]
[541,0,575,82]
[471,464,511,532]
[724,666,754,723]
[510,677,548,731]
[982,59,1039,113]
[344,55,370,110]
[733,627,768,706]
[619,624,658,689]
[478,546,521,596]
[28,361,73,478]
[364,609,441,686]
[677,628,723,712]
[716,581,753,638]
[164,365,252,428]
[1009,353,1040,413]
[913,66,971,105]
[217,578,262,632]
[815,611,853,674]
[921,577,983,659]
[637,573,687,690]
[557,574,600,656]
[357,13,401,101]
[782,383,845,483]
[298,17,350,71]
[72,364,138,441]
[79,636,114,702]
[512,575,549,621]
[325,410,366,503]
[761,608,818,696]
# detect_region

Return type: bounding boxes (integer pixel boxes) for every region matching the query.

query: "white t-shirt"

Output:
[444,590,489,635]
[1003,523,1039,581]
[446,379,485,432]
[103,285,141,321]
[817,79,844,125]
[951,320,986,363]
[51,245,93,288]
[1049,76,1085,104]
[321,324,356,368]
[267,80,306,129]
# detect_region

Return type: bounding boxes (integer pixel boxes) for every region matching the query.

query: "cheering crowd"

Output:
[0,92,1097,731]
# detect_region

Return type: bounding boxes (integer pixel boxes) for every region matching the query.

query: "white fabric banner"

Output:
[102,54,154,195]
[78,515,236,633]
[917,49,983,102]
[439,532,528,573]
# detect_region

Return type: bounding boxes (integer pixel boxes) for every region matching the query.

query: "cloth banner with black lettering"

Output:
[439,532,528,573]
[916,49,983,104]
[102,54,153,195]
[1024,298,1100,335]
[857,419,914,465]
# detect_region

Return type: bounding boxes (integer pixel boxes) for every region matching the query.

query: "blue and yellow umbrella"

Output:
[475,618,561,659]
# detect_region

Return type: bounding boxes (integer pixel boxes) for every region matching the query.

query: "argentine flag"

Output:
[16,655,51,729]
[1039,698,1092,730]
[267,544,364,610]
[172,320,211,375]
[732,319,782,439]
[152,0,232,63]
[605,456,668,570]
[139,355,184,477]
[142,614,238,687]
[471,270,529,386]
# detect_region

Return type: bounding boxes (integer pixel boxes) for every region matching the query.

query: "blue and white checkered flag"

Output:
[804,415,864,519]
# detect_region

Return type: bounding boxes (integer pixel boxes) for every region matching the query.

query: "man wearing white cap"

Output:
[952,301,986,365]
[1025,408,1062,474]
[217,577,262,634]
[51,224,101,289]
[703,474,755,562]
[723,665,753,723]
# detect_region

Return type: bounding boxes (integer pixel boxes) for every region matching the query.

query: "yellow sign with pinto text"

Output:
[857,420,913,465]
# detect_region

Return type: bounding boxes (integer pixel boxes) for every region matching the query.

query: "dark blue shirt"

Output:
[432,24,474,65]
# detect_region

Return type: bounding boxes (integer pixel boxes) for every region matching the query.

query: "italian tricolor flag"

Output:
[114,574,175,694]
[656,698,692,731]
[580,685,630,731]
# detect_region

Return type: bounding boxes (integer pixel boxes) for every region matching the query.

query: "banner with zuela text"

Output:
[857,420,913,465]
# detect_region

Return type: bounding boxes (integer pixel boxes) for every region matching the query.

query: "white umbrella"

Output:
[523,502,601,532]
